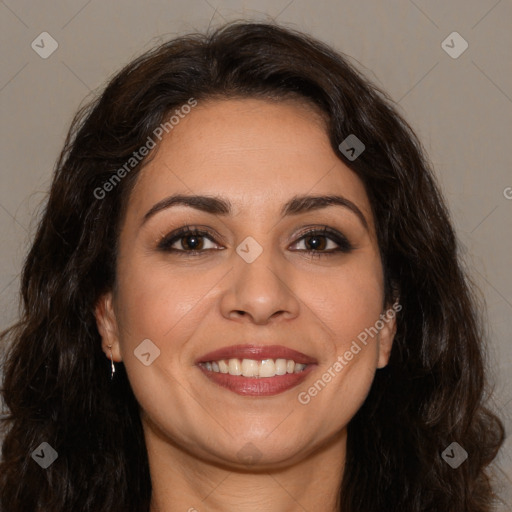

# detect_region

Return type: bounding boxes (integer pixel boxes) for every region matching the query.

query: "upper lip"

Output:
[196,344,317,365]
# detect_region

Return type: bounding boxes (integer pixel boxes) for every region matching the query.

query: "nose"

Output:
[219,246,300,325]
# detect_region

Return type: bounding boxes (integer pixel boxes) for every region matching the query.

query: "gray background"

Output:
[0,0,510,508]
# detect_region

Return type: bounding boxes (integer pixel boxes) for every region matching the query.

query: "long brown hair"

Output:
[0,21,504,511]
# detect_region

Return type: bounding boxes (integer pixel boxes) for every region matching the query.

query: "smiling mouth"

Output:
[197,358,316,396]
[198,357,308,378]
[195,344,317,396]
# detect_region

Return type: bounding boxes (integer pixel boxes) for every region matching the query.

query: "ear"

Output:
[94,292,122,362]
[376,301,400,369]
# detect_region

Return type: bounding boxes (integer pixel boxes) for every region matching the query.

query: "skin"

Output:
[95,98,397,512]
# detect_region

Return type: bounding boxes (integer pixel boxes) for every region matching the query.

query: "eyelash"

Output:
[156,225,354,257]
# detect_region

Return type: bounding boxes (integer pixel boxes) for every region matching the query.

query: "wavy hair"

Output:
[0,21,504,511]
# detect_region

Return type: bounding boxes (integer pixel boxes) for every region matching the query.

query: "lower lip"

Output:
[197,364,316,396]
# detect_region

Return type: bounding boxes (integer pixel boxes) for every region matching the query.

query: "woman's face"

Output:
[96,98,396,468]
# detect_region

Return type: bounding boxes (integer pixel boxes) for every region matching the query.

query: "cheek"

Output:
[111,257,213,432]
[112,253,232,405]
[293,254,383,426]
[302,253,384,354]
[115,255,222,344]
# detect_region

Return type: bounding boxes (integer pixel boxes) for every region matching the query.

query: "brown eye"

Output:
[157,227,222,253]
[290,227,353,255]
[180,234,204,251]
[303,235,328,251]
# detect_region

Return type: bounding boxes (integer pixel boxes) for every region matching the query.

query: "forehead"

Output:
[125,98,373,228]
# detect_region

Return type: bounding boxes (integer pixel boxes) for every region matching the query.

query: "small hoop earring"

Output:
[108,345,116,380]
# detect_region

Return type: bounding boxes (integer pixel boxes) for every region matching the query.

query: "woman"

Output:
[0,21,505,512]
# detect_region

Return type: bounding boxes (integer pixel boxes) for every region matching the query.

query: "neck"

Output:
[145,423,346,512]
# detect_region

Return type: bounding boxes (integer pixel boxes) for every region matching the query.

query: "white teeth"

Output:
[228,358,242,375]
[275,358,287,375]
[241,359,259,377]
[259,359,275,377]
[202,358,308,377]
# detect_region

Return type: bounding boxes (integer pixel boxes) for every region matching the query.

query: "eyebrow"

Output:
[142,194,369,230]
